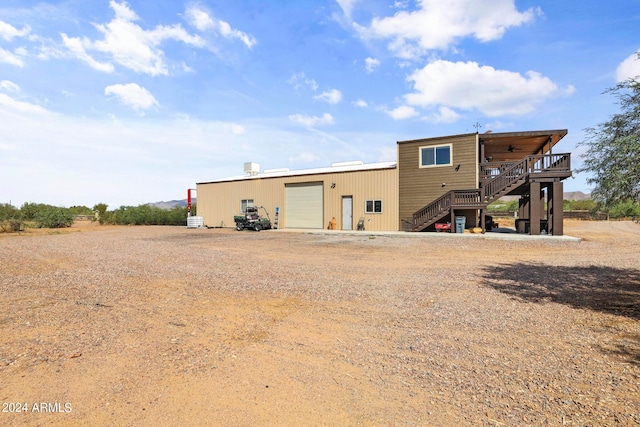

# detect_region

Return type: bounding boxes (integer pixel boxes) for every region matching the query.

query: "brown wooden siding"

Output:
[197,167,398,231]
[398,133,478,229]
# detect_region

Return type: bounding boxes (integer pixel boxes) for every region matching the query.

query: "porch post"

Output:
[549,181,564,235]
[529,181,541,235]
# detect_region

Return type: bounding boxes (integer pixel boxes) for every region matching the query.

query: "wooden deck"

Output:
[412,154,571,233]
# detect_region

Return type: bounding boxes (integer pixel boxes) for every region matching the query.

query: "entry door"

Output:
[342,196,353,230]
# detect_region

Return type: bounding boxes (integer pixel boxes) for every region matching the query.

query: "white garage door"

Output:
[285,183,324,229]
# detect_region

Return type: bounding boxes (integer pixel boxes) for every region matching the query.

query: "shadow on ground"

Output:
[481,263,640,320]
[481,263,640,364]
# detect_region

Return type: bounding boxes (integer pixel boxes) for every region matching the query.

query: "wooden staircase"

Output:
[411,154,571,231]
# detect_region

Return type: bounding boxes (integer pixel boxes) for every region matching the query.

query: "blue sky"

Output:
[1,0,638,208]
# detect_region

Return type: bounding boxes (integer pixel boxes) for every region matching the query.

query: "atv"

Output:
[234,206,272,231]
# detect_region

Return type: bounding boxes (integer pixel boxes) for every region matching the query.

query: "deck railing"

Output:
[482,153,570,202]
[411,153,571,231]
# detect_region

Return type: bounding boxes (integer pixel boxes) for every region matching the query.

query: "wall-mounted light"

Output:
[331,182,336,189]
[455,164,461,171]
[441,182,446,187]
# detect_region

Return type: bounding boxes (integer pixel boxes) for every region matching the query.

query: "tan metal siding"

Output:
[398,134,478,229]
[196,166,399,231]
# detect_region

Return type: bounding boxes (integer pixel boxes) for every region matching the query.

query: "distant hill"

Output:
[563,191,590,201]
[148,199,195,210]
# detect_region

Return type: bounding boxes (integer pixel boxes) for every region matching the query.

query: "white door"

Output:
[342,196,353,230]
[285,183,324,228]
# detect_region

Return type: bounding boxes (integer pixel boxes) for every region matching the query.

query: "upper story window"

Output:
[420,144,452,168]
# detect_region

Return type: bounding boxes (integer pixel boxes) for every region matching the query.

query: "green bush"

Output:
[99,204,187,226]
[35,207,74,228]
[0,203,23,233]
[487,199,518,213]
[68,205,93,215]
[20,202,52,220]
[0,203,20,221]
[608,199,640,219]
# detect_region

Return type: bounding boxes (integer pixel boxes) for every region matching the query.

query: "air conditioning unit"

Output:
[244,162,260,176]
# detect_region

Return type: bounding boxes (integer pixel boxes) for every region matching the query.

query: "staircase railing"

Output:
[411,153,571,231]
[412,189,481,231]
[482,153,571,202]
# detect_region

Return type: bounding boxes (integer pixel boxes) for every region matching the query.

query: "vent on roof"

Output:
[263,168,290,174]
[331,160,363,167]
[244,162,260,176]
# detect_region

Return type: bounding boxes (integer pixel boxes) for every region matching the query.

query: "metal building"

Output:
[196,129,572,234]
[196,161,398,231]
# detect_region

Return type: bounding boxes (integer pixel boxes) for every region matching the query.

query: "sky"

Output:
[1,0,639,208]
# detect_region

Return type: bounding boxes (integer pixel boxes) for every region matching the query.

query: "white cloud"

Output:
[405,60,565,117]
[105,83,159,113]
[365,57,380,73]
[61,33,114,73]
[616,51,640,82]
[0,21,30,41]
[226,123,245,135]
[0,80,20,93]
[0,81,48,114]
[288,72,318,91]
[0,93,48,114]
[336,0,360,19]
[430,106,460,123]
[288,113,335,127]
[0,47,25,67]
[314,89,342,104]
[387,105,418,120]
[62,0,205,76]
[353,99,368,108]
[185,5,256,48]
[483,121,514,131]
[356,0,538,59]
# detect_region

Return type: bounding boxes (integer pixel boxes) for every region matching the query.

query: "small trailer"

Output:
[234,206,272,231]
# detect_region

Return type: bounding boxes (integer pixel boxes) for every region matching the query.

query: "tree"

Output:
[35,206,74,228]
[577,72,640,208]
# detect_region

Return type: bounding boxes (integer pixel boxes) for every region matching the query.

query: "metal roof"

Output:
[197,161,397,185]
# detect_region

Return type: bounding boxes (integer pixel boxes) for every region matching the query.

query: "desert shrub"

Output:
[0,203,23,233]
[563,199,597,211]
[68,205,93,215]
[20,202,54,220]
[101,204,187,226]
[0,203,20,220]
[487,200,518,213]
[0,219,23,233]
[167,206,188,226]
[35,207,74,228]
[608,199,640,219]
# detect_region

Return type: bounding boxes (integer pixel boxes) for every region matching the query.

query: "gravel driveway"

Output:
[1,221,638,426]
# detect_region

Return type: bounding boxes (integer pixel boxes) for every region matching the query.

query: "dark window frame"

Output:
[365,199,383,213]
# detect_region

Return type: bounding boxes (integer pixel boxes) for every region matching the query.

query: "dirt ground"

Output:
[0,220,638,426]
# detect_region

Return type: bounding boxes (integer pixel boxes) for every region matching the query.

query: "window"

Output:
[365,199,382,213]
[240,199,254,213]
[420,144,452,168]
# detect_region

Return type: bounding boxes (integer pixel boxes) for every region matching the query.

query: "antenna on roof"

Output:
[473,121,482,132]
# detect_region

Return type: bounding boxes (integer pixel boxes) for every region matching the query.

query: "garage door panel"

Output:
[285,183,323,229]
